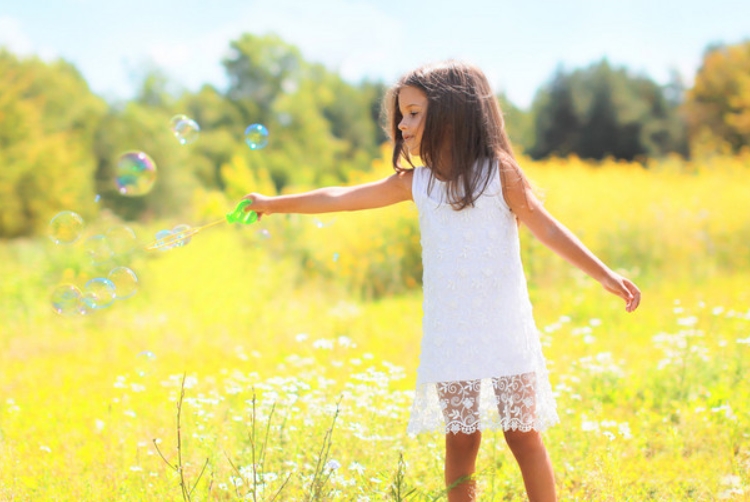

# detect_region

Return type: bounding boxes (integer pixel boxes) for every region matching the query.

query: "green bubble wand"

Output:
[144,200,258,251]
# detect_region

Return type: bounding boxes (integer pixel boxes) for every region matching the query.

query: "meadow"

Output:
[1,152,750,501]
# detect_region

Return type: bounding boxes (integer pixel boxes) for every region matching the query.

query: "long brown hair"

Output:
[385,60,523,210]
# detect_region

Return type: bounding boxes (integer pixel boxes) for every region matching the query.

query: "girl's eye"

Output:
[410,112,418,117]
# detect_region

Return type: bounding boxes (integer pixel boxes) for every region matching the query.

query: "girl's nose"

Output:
[398,118,407,130]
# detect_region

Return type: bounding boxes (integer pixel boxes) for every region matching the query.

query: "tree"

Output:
[177,84,245,189]
[0,50,106,238]
[220,33,385,191]
[497,92,534,154]
[529,60,687,161]
[93,70,204,222]
[683,40,750,154]
[223,33,305,128]
[530,68,581,158]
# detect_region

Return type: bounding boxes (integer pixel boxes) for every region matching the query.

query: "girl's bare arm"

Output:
[243,170,413,217]
[500,160,641,312]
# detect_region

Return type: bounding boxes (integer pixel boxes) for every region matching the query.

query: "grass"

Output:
[1,153,749,500]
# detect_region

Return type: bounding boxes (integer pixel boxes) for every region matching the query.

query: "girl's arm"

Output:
[500,159,641,313]
[243,170,414,217]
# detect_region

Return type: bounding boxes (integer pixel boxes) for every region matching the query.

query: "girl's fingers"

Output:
[624,280,641,312]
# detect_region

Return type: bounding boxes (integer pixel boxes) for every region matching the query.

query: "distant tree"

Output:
[530,68,580,158]
[0,50,106,237]
[683,40,750,154]
[317,72,381,158]
[529,60,687,160]
[93,73,200,221]
[177,84,245,189]
[363,80,389,146]
[220,33,384,191]
[578,74,624,159]
[497,92,534,154]
[223,33,305,128]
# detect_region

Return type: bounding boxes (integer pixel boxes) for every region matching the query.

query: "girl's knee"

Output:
[503,429,544,452]
[446,431,482,454]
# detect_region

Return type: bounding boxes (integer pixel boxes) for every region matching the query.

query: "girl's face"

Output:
[398,86,428,156]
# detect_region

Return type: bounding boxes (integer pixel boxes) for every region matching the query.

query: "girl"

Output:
[243,60,641,502]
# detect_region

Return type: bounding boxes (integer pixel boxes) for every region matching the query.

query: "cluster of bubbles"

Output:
[48,208,141,315]
[111,117,269,200]
[50,266,139,315]
[48,115,271,315]
[44,114,273,384]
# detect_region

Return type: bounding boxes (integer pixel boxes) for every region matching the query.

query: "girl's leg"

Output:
[437,381,482,501]
[493,373,557,501]
[503,429,556,502]
[445,431,482,502]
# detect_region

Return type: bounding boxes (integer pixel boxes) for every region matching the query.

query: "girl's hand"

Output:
[242,193,272,220]
[600,273,641,313]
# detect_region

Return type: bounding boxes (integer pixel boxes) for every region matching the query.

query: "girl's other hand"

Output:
[601,273,641,313]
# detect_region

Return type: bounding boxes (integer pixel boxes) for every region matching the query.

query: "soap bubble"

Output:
[170,114,200,145]
[49,211,85,244]
[244,123,269,150]
[82,277,117,309]
[154,229,176,251]
[108,266,139,300]
[115,151,157,196]
[171,224,193,247]
[84,234,114,264]
[50,284,84,315]
[105,225,137,255]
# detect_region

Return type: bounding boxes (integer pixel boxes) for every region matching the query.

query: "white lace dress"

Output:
[407,162,559,435]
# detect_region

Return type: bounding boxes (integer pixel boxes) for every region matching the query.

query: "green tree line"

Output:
[1,34,748,238]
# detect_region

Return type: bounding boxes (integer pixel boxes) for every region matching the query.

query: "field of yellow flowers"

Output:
[1,152,749,500]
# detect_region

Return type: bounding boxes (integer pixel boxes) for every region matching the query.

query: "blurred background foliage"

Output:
[1,35,749,240]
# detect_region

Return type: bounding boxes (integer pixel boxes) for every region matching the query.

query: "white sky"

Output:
[1,0,748,108]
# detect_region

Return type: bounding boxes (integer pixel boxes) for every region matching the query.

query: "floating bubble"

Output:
[136,351,157,377]
[257,228,271,240]
[244,123,269,150]
[105,225,137,255]
[108,266,139,300]
[94,194,102,203]
[82,277,117,309]
[49,211,85,244]
[171,224,193,247]
[170,114,200,145]
[154,229,176,251]
[85,234,114,264]
[50,284,84,315]
[115,151,157,196]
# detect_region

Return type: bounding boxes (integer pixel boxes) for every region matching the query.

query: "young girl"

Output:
[243,60,641,502]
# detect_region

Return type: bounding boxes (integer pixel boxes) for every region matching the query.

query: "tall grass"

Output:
[0,153,749,500]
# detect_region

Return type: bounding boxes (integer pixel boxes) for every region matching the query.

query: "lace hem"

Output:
[406,372,559,435]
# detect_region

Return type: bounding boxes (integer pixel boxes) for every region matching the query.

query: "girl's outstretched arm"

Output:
[500,159,641,313]
[243,170,414,218]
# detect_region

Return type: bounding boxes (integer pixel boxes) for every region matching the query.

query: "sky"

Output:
[1,0,748,109]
